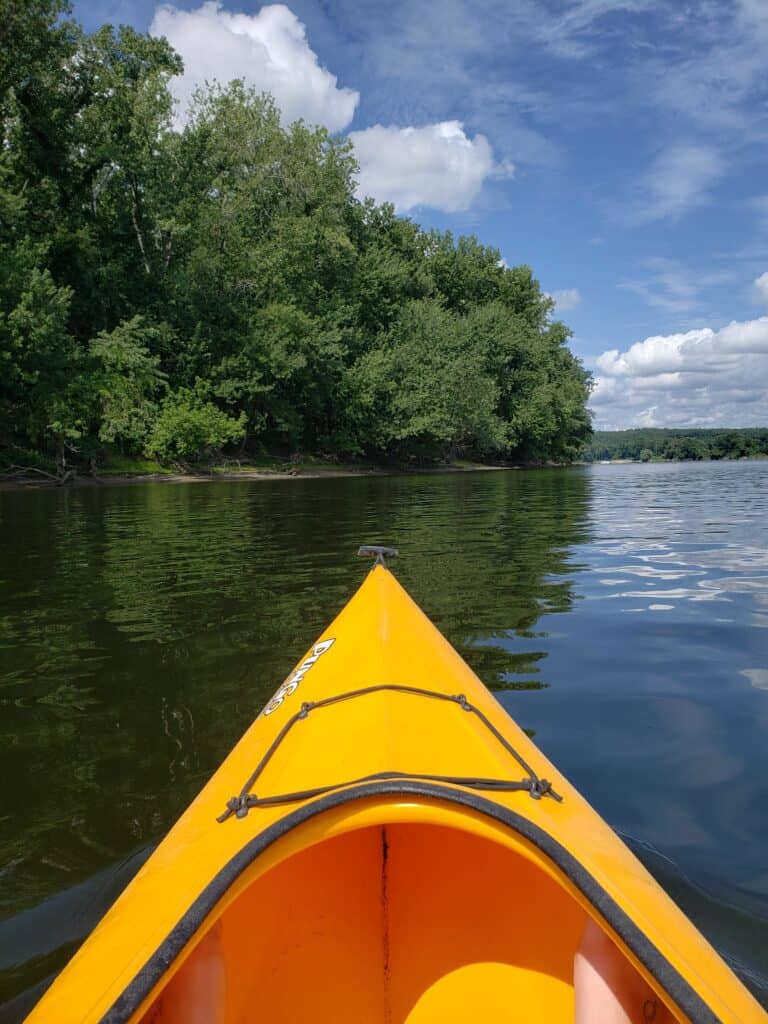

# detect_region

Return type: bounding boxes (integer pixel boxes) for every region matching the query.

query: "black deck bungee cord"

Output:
[217,685,562,822]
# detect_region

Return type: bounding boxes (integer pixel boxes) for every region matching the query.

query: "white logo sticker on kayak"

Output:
[263,638,335,716]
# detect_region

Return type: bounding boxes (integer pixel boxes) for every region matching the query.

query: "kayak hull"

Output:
[26,565,766,1023]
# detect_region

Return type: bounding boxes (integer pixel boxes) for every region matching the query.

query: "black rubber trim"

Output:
[100,782,720,1024]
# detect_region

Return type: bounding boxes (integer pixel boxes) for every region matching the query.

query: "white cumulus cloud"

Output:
[349,121,500,212]
[149,2,359,131]
[634,144,725,223]
[590,316,768,429]
[754,272,768,305]
[547,288,582,312]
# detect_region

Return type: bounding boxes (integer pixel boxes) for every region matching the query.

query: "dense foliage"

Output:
[1,1,592,471]
[584,429,768,462]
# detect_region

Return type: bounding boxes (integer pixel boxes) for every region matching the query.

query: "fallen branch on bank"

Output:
[1,464,77,485]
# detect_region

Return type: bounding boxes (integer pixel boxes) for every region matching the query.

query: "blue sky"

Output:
[73,0,768,429]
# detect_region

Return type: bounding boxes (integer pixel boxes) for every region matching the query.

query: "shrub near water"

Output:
[145,389,246,462]
[0,2,593,470]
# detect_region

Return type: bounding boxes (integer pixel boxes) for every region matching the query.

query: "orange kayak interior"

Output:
[140,817,585,1023]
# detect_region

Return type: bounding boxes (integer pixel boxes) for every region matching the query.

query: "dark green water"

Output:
[1,461,767,1017]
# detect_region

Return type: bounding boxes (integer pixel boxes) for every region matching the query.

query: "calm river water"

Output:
[1,460,767,1017]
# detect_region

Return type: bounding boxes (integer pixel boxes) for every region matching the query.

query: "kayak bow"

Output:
[27,554,764,1023]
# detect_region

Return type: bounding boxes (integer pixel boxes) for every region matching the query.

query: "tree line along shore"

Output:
[1,2,592,482]
[584,429,768,463]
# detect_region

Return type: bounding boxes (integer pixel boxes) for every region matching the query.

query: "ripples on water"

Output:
[0,460,766,1016]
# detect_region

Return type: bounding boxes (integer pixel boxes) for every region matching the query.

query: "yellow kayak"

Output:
[27,549,764,1023]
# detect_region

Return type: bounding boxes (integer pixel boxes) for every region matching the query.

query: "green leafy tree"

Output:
[351,299,506,460]
[2,268,90,469]
[63,25,183,330]
[89,317,167,449]
[145,387,246,462]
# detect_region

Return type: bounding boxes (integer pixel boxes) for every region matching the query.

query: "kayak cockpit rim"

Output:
[99,781,717,1024]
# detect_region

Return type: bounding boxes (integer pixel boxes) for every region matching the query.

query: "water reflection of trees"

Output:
[377,468,592,688]
[0,470,591,1007]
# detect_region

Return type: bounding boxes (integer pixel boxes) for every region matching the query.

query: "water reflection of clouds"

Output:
[661,696,743,788]
[567,465,768,972]
[741,669,768,691]
[604,565,706,580]
[600,587,727,602]
[583,469,768,676]
[586,544,768,609]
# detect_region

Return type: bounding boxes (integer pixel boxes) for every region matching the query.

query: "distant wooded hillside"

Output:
[584,429,768,462]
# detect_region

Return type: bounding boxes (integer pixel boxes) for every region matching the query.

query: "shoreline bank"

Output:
[0,460,518,493]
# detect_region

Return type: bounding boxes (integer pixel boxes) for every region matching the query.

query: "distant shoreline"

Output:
[0,460,517,492]
[4,456,766,493]
[584,455,768,466]
[6,454,764,492]
[585,427,768,464]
